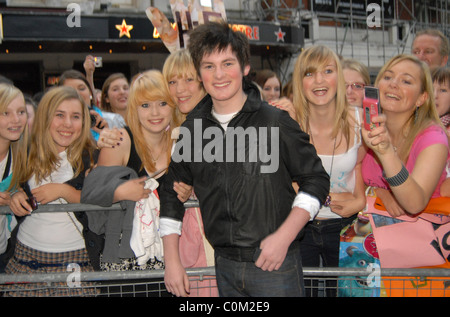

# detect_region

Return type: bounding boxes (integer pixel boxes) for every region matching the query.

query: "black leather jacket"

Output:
[160,81,329,248]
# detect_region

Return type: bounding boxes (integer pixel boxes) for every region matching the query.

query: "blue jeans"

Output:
[215,243,305,297]
[299,216,355,297]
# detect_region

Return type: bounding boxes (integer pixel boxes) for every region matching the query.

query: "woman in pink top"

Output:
[362,54,449,218]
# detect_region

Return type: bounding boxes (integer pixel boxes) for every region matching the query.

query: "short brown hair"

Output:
[187,21,250,76]
[414,29,449,57]
[432,66,450,86]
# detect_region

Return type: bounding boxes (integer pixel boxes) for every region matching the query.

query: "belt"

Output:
[215,241,300,263]
[311,214,357,225]
[16,258,90,270]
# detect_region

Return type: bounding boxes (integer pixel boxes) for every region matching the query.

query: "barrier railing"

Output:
[0,266,448,297]
[0,200,200,215]
[0,202,449,297]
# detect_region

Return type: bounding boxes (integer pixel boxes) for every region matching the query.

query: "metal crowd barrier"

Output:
[0,265,448,297]
[0,202,449,297]
[0,200,200,215]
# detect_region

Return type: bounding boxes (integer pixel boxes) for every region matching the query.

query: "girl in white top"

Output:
[0,84,28,268]
[6,86,97,296]
[292,45,366,296]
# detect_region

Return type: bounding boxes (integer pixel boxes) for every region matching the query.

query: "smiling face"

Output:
[343,68,366,108]
[377,59,427,115]
[106,78,129,113]
[137,99,173,136]
[302,59,338,109]
[50,98,83,153]
[261,76,281,102]
[168,66,205,114]
[198,45,250,111]
[0,95,27,145]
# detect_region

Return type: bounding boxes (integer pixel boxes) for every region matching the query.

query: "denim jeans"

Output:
[299,216,355,297]
[215,242,305,297]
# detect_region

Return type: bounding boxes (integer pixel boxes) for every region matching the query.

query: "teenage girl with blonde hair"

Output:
[6,86,98,296]
[292,45,367,296]
[162,48,218,297]
[85,70,180,272]
[0,84,28,272]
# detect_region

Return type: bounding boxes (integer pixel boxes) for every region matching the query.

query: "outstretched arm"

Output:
[162,233,190,297]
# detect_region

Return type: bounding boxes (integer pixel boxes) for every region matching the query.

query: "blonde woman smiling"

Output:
[292,45,366,296]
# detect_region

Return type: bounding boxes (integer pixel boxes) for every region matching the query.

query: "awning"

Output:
[0,11,304,55]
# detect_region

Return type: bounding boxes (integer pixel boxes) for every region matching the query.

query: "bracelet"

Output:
[383,164,409,187]
[323,195,331,207]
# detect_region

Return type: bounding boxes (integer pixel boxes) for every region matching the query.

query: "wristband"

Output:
[383,164,409,187]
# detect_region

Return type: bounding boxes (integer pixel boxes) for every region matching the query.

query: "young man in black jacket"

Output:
[159,21,330,297]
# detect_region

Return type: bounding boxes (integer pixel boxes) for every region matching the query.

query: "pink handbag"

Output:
[366,196,450,268]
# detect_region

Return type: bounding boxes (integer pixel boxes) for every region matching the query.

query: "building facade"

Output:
[0,0,448,95]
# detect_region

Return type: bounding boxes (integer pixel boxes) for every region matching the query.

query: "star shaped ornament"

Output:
[116,19,133,38]
[275,27,285,42]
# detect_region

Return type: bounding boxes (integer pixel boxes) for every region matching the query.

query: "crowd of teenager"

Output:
[0,23,449,297]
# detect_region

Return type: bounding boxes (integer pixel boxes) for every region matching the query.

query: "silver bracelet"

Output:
[383,164,409,187]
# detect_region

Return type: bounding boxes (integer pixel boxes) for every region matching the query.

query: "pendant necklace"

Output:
[310,130,336,207]
[323,137,336,207]
[149,140,167,163]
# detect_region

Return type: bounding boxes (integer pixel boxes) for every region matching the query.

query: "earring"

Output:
[414,106,419,123]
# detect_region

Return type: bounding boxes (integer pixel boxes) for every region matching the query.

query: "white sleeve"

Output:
[292,191,321,221]
[159,217,183,237]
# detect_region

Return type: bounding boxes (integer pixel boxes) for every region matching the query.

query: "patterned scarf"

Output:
[440,113,450,128]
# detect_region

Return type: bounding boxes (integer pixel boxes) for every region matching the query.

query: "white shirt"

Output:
[18,151,85,252]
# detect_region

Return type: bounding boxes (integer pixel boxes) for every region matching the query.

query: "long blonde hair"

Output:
[292,45,351,148]
[126,70,180,173]
[0,84,29,190]
[27,86,96,183]
[162,48,205,122]
[375,54,444,162]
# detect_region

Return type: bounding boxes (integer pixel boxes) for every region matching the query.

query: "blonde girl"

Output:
[6,86,97,296]
[0,84,28,270]
[292,45,366,296]
[362,54,448,216]
[162,49,218,297]
[92,70,180,271]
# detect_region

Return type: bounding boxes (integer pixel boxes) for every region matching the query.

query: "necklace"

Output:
[149,141,167,163]
[323,137,336,207]
[211,107,239,125]
[392,138,404,153]
[309,130,336,207]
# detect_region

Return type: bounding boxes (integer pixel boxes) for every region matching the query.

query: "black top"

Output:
[124,126,166,196]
